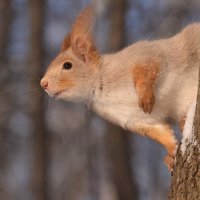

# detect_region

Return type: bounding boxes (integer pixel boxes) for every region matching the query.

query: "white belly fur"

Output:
[92,66,198,131]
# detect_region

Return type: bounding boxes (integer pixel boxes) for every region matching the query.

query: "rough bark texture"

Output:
[194,68,200,143]
[104,0,138,199]
[29,0,48,199]
[169,144,200,199]
[169,53,200,200]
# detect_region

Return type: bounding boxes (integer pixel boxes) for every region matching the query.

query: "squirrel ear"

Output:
[60,32,71,52]
[70,4,100,63]
[72,36,99,63]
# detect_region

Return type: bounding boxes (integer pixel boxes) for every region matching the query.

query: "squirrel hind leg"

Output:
[134,124,178,171]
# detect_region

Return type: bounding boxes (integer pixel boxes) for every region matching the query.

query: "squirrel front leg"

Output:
[132,60,160,113]
[133,124,178,171]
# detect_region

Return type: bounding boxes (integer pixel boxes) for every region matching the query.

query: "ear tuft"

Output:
[60,32,71,52]
[70,4,100,63]
[71,4,94,37]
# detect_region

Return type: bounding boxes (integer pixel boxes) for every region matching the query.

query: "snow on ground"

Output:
[181,100,197,154]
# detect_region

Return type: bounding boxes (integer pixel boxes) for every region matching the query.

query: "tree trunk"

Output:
[0,0,12,61]
[169,62,200,199]
[29,0,48,199]
[106,125,138,200]
[103,0,138,199]
[0,0,12,199]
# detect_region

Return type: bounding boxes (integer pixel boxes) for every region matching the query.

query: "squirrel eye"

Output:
[63,62,73,70]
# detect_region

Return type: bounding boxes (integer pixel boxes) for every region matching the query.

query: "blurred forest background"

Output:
[0,0,200,200]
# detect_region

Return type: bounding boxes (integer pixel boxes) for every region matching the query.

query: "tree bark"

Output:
[103,0,138,199]
[29,0,48,199]
[169,54,200,199]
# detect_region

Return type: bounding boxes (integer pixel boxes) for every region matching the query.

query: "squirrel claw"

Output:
[138,93,155,113]
[164,155,175,173]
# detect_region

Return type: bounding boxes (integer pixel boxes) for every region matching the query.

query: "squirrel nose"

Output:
[40,79,48,89]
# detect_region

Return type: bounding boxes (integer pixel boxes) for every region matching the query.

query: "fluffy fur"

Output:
[40,5,199,171]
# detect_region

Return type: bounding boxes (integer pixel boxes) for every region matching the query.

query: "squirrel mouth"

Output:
[45,89,64,98]
[54,91,62,96]
[44,86,68,99]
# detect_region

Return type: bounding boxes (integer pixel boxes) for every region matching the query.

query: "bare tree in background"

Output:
[0,0,12,61]
[102,0,138,199]
[29,0,48,199]
[0,0,12,198]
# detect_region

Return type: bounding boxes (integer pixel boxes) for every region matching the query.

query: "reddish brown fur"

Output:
[41,5,99,98]
[67,4,100,64]
[133,124,177,170]
[60,32,71,52]
[132,60,160,113]
[59,4,99,64]
[57,76,75,90]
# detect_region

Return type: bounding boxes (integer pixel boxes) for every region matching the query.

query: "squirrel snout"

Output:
[40,78,48,90]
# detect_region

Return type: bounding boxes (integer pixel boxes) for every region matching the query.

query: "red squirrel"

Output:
[40,5,199,171]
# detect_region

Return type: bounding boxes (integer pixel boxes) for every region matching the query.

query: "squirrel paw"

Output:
[138,91,155,113]
[164,155,175,172]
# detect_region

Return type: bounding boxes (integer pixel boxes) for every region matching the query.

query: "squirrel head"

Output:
[41,5,100,102]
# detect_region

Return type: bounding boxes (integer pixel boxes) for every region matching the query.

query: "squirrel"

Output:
[40,5,199,171]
